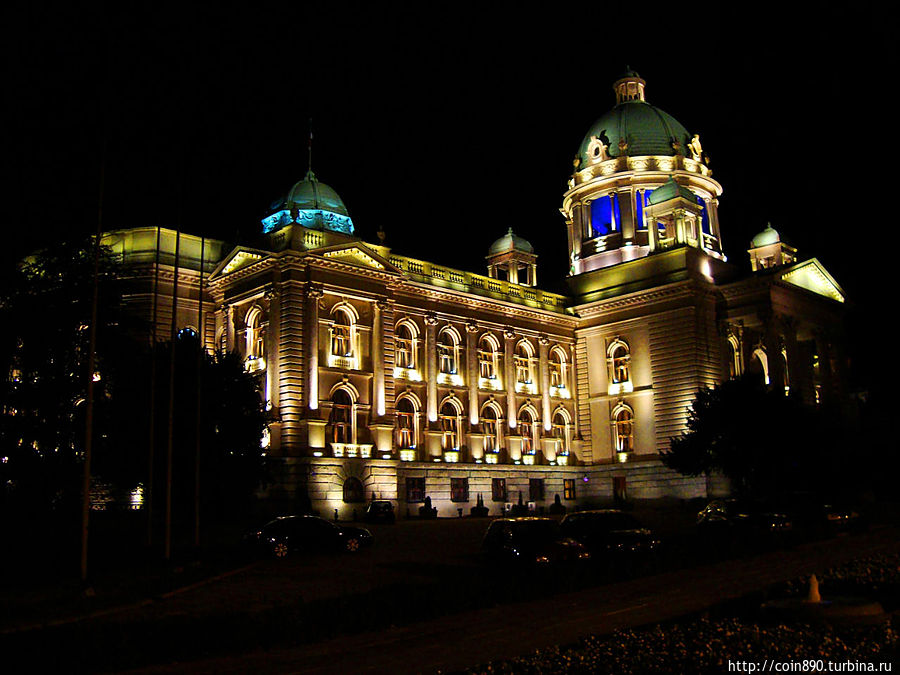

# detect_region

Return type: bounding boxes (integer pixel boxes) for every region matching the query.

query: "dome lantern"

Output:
[613,67,646,104]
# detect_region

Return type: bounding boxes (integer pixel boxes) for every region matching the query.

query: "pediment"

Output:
[780,258,845,303]
[210,247,268,278]
[316,243,402,274]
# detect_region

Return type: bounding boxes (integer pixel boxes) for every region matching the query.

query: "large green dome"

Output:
[576,73,693,168]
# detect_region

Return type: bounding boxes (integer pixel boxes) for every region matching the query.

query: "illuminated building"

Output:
[102,70,846,515]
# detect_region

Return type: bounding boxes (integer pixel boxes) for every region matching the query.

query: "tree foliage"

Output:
[661,376,847,498]
[0,239,267,520]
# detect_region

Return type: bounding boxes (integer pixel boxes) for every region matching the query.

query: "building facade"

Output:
[102,71,846,516]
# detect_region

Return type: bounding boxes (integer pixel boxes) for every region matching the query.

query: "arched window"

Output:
[343,477,365,504]
[608,340,630,384]
[749,347,769,385]
[396,397,417,450]
[726,335,742,379]
[331,306,355,359]
[478,334,499,380]
[438,329,458,375]
[481,402,502,458]
[518,407,536,456]
[329,389,354,445]
[515,341,534,385]
[552,408,571,456]
[440,400,461,451]
[549,346,568,390]
[395,321,417,370]
[613,405,634,454]
[245,307,265,360]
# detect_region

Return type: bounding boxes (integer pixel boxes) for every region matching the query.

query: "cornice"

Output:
[400,280,578,328]
[572,280,701,317]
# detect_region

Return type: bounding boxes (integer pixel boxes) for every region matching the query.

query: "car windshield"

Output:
[509,521,560,545]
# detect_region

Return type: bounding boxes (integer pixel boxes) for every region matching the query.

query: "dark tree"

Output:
[0,237,133,510]
[661,376,848,499]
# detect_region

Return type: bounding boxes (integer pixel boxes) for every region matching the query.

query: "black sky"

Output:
[5,4,897,388]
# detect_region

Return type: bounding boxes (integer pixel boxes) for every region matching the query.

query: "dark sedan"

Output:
[245,515,374,559]
[696,499,793,537]
[481,517,590,566]
[559,509,660,563]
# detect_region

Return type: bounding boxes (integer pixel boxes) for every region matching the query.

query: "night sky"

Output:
[6,5,896,389]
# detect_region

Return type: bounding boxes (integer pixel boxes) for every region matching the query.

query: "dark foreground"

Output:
[2,504,898,673]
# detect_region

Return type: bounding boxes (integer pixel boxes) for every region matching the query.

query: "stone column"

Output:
[466,322,479,425]
[224,304,235,352]
[504,328,517,430]
[306,285,324,411]
[647,208,659,252]
[372,298,387,419]
[781,317,806,401]
[265,285,280,410]
[710,198,723,246]
[674,209,687,244]
[424,313,438,423]
[539,336,551,432]
[761,311,784,394]
[814,330,835,405]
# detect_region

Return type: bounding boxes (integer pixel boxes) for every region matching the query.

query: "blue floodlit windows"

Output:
[590,194,620,237]
[696,196,711,234]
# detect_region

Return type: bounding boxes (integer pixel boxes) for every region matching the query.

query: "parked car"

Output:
[559,510,659,565]
[364,500,396,524]
[696,499,793,537]
[244,515,374,558]
[768,493,865,537]
[481,517,590,566]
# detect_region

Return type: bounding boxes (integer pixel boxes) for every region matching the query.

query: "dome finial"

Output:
[308,117,314,176]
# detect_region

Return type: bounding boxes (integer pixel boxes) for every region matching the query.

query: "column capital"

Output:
[465,321,479,333]
[538,335,551,347]
[264,284,280,301]
[424,312,439,326]
[503,327,516,341]
[374,297,391,311]
[306,284,324,300]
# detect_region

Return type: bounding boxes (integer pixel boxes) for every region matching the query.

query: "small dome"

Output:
[751,223,781,248]
[488,228,534,256]
[646,176,695,205]
[262,170,355,235]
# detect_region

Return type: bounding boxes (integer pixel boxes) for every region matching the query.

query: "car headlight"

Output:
[535,555,550,563]
[578,551,591,560]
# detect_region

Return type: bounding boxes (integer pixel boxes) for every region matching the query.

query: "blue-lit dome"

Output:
[262,170,355,235]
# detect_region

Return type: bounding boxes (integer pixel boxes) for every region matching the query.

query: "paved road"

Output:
[124,526,899,675]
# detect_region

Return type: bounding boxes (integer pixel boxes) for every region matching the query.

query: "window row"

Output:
[405,477,577,503]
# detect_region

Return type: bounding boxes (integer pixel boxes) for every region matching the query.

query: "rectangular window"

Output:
[451,478,469,503]
[406,477,425,503]
[563,479,576,500]
[529,478,545,502]
[491,478,507,502]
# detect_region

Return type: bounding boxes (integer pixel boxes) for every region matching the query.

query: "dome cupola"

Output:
[748,223,797,271]
[486,228,538,286]
[561,70,725,277]
[262,170,355,235]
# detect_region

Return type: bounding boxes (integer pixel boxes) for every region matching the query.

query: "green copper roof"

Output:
[751,223,781,248]
[488,228,534,256]
[273,171,350,216]
[647,176,695,205]
[577,100,691,166]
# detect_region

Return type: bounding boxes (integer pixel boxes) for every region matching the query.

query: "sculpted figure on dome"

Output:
[587,135,609,163]
[688,134,703,161]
